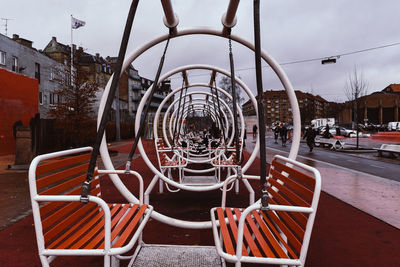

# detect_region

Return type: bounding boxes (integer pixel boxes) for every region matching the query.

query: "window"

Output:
[35,63,41,83]
[50,68,55,80]
[0,51,5,65]
[50,93,58,104]
[12,57,18,72]
[39,92,43,105]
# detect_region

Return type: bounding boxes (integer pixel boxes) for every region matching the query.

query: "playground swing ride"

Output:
[28,1,322,266]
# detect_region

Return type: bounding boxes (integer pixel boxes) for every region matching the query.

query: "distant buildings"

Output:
[0,33,64,118]
[0,33,171,124]
[338,84,400,125]
[242,90,338,126]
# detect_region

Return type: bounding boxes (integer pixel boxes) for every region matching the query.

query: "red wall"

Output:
[0,68,38,155]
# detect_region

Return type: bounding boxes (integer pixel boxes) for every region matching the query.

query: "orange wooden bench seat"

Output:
[212,159,237,166]
[159,152,186,167]
[211,155,321,267]
[29,147,153,267]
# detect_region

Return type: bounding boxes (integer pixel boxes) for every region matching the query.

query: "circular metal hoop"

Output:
[97,28,300,229]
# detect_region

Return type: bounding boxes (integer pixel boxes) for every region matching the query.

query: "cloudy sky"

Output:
[2,0,400,102]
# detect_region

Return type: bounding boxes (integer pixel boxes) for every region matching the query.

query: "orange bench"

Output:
[155,139,187,185]
[29,147,153,267]
[211,155,321,266]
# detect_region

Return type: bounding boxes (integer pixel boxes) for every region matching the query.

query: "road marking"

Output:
[371,164,384,169]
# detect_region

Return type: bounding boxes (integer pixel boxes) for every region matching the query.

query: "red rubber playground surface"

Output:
[0,141,399,266]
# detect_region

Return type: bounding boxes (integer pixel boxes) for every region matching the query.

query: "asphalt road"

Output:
[265,138,400,183]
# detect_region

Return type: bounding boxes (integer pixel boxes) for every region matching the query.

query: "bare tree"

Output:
[344,66,368,149]
[218,76,245,111]
[48,60,99,147]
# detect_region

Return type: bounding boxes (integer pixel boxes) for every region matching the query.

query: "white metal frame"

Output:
[28,147,153,267]
[97,28,300,228]
[210,155,322,267]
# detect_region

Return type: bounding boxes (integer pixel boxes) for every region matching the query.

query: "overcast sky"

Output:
[2,0,400,102]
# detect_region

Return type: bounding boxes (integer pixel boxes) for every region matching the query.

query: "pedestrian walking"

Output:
[252,124,258,138]
[323,124,331,138]
[279,124,288,147]
[274,125,279,144]
[303,124,317,152]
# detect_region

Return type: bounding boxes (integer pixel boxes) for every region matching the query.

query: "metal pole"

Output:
[160,0,179,29]
[253,0,267,187]
[222,0,240,29]
[70,15,73,86]
[115,86,121,141]
[82,0,140,202]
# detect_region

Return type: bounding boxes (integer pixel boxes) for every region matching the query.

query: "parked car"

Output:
[387,122,400,131]
[319,126,355,137]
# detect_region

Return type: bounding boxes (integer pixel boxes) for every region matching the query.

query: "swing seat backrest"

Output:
[211,155,321,266]
[29,147,153,266]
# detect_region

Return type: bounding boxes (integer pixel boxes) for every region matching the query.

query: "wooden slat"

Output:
[47,205,101,249]
[264,210,302,254]
[216,208,235,255]
[225,208,248,256]
[37,163,88,190]
[233,209,263,257]
[42,202,81,230]
[253,211,298,259]
[39,173,86,196]
[269,197,307,237]
[40,184,100,218]
[69,204,124,249]
[268,178,310,208]
[270,168,313,202]
[88,204,132,249]
[112,204,148,248]
[272,160,315,187]
[106,204,139,243]
[44,203,96,242]
[251,210,291,259]
[37,153,90,175]
[268,188,308,228]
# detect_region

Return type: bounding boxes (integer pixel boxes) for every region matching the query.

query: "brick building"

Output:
[338,84,400,125]
[242,90,334,126]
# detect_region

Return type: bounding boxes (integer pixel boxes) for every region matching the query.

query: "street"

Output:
[265,137,400,182]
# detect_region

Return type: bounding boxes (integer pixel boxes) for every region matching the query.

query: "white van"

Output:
[387,122,400,131]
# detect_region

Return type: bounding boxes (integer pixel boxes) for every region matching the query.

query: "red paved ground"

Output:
[0,141,399,266]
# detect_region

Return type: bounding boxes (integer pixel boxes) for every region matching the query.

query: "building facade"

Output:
[242,90,332,126]
[338,84,400,125]
[0,33,64,118]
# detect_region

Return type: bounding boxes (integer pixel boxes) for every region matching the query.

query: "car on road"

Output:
[319,126,355,137]
[388,122,400,131]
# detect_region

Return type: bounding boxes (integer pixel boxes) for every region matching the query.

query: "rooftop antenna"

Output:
[1,18,13,36]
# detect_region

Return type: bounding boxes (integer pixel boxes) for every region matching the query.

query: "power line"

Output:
[237,41,400,70]
[168,40,400,80]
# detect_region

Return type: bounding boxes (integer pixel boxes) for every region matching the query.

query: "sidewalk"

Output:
[0,141,135,230]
